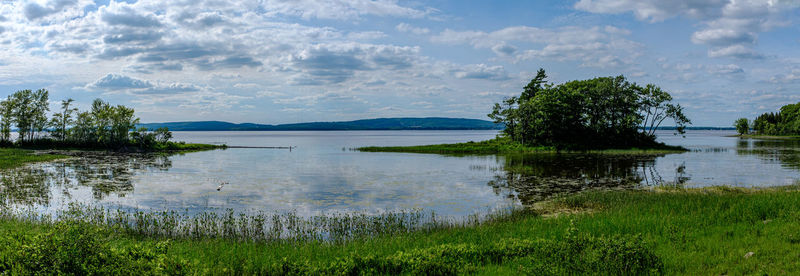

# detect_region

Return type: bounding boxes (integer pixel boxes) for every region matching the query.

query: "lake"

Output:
[2,130,800,218]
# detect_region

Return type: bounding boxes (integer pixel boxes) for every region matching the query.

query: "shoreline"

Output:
[357,138,688,155]
[1,185,798,274]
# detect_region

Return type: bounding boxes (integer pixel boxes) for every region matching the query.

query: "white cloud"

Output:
[85,73,200,95]
[432,25,642,68]
[453,64,509,81]
[396,23,430,34]
[259,0,432,20]
[575,0,799,59]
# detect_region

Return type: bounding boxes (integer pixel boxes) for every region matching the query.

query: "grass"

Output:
[5,138,226,153]
[152,141,227,152]
[3,186,800,274]
[0,148,67,170]
[357,137,687,155]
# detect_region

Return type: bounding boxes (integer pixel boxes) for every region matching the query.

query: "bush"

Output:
[264,226,663,275]
[0,221,189,275]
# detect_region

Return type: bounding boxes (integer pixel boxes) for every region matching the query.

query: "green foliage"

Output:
[2,89,50,142]
[735,117,750,135]
[3,188,800,274]
[358,137,685,154]
[490,69,690,149]
[0,148,66,169]
[264,234,661,275]
[751,102,800,136]
[0,91,217,152]
[0,221,188,275]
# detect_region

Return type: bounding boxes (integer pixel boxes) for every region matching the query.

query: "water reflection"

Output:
[736,138,800,170]
[0,152,173,206]
[486,154,687,205]
[4,132,800,216]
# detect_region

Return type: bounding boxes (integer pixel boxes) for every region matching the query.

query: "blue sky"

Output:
[1,0,799,126]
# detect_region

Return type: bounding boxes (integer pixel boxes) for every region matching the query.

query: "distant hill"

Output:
[138,117,504,131]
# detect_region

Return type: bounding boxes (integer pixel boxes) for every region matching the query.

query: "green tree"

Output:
[0,96,14,142]
[70,111,95,143]
[489,70,690,149]
[11,89,34,142]
[734,118,750,135]
[154,127,172,144]
[31,89,50,140]
[49,98,77,141]
[640,84,689,136]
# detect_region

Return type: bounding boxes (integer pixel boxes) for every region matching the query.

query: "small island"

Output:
[359,69,690,154]
[0,89,224,168]
[734,102,800,139]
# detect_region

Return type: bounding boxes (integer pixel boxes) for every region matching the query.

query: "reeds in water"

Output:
[0,202,516,243]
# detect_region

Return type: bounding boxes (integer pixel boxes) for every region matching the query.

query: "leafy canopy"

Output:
[490,69,690,149]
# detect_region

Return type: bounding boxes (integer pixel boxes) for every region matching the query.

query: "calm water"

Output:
[2,130,800,217]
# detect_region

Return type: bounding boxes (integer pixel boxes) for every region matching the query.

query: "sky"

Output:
[0,0,799,126]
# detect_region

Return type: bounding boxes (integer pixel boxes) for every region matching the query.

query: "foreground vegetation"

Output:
[3,186,800,274]
[358,136,686,155]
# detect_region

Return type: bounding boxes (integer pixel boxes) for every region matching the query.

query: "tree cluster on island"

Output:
[734,102,800,136]
[0,89,176,151]
[489,69,690,150]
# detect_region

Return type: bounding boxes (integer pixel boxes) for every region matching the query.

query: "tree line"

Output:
[735,102,800,136]
[489,69,690,149]
[1,89,172,150]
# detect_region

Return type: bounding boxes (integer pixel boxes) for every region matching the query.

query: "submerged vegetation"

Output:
[3,187,800,274]
[0,89,223,152]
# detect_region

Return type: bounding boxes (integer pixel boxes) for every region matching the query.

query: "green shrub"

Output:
[260,227,663,275]
[0,221,189,275]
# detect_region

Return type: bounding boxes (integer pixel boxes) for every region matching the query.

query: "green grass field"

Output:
[0,148,67,170]
[3,186,800,274]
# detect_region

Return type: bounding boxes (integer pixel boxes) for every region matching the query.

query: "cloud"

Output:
[575,0,799,59]
[707,45,763,59]
[103,31,164,45]
[454,64,510,81]
[86,74,153,90]
[260,0,433,20]
[770,69,800,83]
[101,6,162,28]
[432,25,642,67]
[290,44,420,85]
[706,64,744,75]
[396,23,430,34]
[574,0,725,22]
[24,0,79,20]
[85,73,200,94]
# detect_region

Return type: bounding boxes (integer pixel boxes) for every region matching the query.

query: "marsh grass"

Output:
[0,203,517,243]
[4,187,800,274]
[0,148,67,170]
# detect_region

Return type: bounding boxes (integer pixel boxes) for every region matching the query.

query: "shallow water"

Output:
[2,130,800,218]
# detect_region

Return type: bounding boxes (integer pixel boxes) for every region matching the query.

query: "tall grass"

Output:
[0,203,518,243]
